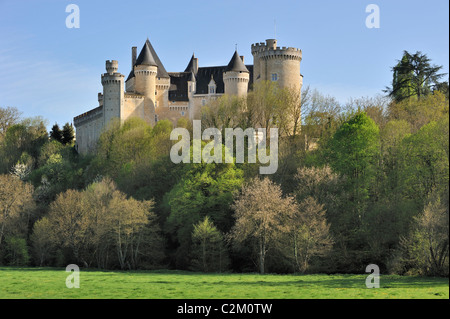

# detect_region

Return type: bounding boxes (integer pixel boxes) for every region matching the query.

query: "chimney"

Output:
[240,56,244,63]
[193,57,198,74]
[132,46,137,68]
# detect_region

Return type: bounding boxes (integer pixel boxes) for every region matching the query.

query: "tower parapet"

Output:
[251,39,302,92]
[106,60,119,75]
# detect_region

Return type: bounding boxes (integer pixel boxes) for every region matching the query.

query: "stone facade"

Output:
[74,38,302,154]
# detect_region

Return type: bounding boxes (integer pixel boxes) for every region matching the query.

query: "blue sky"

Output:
[0,0,448,128]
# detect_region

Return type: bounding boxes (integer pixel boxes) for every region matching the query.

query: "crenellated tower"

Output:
[251,39,303,93]
[101,60,124,127]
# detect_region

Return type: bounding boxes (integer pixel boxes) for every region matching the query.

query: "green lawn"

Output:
[0,267,448,299]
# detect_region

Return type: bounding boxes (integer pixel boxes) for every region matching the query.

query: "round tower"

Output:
[223,50,250,97]
[135,64,157,100]
[251,39,302,93]
[102,60,124,126]
[134,41,158,123]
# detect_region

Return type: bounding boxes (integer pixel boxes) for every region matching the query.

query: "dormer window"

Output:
[208,75,216,95]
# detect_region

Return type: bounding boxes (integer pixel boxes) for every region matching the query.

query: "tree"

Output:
[49,123,63,143]
[164,151,243,269]
[3,236,30,266]
[31,178,161,269]
[230,177,296,274]
[294,166,347,236]
[191,216,229,272]
[326,112,380,210]
[30,217,55,266]
[387,91,448,133]
[301,89,343,149]
[201,94,246,135]
[62,123,75,145]
[288,197,333,273]
[0,117,48,174]
[0,174,34,250]
[399,117,449,204]
[385,51,447,102]
[0,106,21,137]
[396,195,449,276]
[107,192,155,270]
[345,95,390,129]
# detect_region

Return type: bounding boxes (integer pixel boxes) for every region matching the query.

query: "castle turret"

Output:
[134,41,158,123]
[223,50,250,97]
[251,39,302,93]
[101,60,124,126]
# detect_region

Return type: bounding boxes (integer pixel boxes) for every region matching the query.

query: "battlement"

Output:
[74,105,103,126]
[101,72,124,85]
[258,48,302,61]
[251,39,301,57]
[106,60,119,74]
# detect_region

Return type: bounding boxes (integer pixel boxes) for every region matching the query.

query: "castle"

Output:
[73,38,302,154]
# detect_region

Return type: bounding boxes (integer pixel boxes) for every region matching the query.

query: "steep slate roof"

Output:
[184,54,197,74]
[130,47,254,99]
[126,38,170,81]
[168,72,190,101]
[225,51,249,73]
[195,66,226,95]
[135,41,157,67]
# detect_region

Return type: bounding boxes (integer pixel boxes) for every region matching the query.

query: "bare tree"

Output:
[230,177,296,274]
[0,174,34,248]
[0,106,21,137]
[289,197,333,272]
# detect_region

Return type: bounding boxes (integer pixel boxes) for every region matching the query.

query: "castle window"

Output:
[209,87,215,94]
[271,73,278,81]
[155,114,158,123]
[202,99,206,106]
[181,111,185,116]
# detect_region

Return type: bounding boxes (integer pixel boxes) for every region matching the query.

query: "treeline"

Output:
[0,51,448,275]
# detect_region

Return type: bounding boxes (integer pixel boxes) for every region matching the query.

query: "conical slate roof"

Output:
[144,38,169,78]
[225,51,249,73]
[127,38,170,81]
[135,41,157,67]
[184,53,197,74]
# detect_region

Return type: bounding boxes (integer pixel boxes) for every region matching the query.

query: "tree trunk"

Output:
[259,236,265,274]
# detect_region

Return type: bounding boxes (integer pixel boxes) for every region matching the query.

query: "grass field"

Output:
[0,267,448,299]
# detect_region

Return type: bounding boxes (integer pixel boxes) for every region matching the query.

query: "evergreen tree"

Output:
[49,123,63,143]
[385,51,447,102]
[62,123,75,145]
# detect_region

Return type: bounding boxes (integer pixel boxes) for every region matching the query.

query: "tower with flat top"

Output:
[251,39,303,93]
